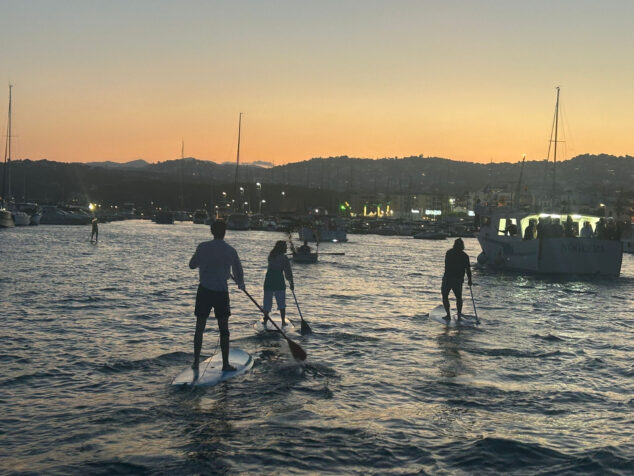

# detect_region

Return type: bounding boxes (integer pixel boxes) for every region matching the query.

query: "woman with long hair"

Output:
[263,240,294,326]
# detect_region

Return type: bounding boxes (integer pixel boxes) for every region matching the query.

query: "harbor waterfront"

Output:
[1,220,633,474]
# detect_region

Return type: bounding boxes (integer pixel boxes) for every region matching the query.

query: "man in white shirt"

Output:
[189,220,245,375]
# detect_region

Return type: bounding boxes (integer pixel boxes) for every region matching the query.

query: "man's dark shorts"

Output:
[195,285,231,334]
[441,276,463,300]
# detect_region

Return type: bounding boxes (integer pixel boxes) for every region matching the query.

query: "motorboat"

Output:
[476,207,622,276]
[0,208,14,228]
[226,213,250,230]
[154,210,175,224]
[40,205,92,225]
[11,210,30,226]
[192,209,209,224]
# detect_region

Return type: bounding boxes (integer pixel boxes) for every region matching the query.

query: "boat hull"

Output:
[0,209,15,228]
[477,234,622,276]
[292,252,318,263]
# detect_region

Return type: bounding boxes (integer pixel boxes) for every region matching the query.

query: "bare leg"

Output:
[193,315,207,370]
[217,316,235,371]
[442,293,451,320]
[280,308,286,326]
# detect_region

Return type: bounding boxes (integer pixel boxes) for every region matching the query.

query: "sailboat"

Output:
[225,113,250,230]
[475,87,623,276]
[1,85,19,228]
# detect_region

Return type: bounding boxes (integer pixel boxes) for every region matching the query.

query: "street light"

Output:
[259,199,266,214]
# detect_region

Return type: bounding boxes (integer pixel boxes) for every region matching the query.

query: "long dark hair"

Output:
[269,240,287,260]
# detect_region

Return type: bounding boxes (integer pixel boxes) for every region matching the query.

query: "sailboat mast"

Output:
[179,140,185,210]
[552,86,560,203]
[233,112,242,211]
[2,84,12,203]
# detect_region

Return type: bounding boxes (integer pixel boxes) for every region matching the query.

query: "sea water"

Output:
[1,221,633,474]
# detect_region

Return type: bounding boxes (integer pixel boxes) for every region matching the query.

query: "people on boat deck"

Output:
[189,219,245,375]
[523,219,537,240]
[297,240,311,255]
[441,238,472,321]
[564,216,577,237]
[580,221,594,238]
[504,218,518,236]
[91,217,99,242]
[605,219,617,240]
[263,240,294,327]
[595,218,607,240]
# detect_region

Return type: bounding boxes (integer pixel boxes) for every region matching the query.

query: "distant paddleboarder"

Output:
[189,219,245,376]
[263,240,294,327]
[91,217,99,242]
[441,238,473,321]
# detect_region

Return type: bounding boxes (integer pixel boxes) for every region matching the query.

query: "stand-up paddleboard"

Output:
[253,316,296,333]
[171,348,253,387]
[429,304,479,328]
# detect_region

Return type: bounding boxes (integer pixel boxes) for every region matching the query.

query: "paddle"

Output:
[469,284,480,324]
[291,288,312,335]
[237,285,307,361]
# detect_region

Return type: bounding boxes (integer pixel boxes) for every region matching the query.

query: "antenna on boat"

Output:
[233,112,243,212]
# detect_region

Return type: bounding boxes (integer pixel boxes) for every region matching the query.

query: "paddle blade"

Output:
[287,338,307,361]
[300,319,312,335]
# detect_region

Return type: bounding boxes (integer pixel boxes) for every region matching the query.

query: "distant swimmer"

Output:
[90,217,99,242]
[189,219,245,376]
[263,240,294,327]
[441,238,473,321]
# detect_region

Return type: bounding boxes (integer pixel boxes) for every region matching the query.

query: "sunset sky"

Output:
[2,0,634,165]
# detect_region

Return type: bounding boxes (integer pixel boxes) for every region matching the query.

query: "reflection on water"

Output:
[1,221,633,474]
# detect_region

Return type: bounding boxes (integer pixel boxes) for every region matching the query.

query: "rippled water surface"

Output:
[1,221,633,475]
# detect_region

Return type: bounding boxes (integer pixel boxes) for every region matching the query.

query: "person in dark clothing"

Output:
[297,240,311,254]
[523,219,536,240]
[564,216,577,238]
[504,218,518,236]
[595,218,607,239]
[441,238,473,321]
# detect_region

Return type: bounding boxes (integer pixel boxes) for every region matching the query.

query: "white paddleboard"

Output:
[171,348,253,387]
[429,304,479,328]
[253,316,296,333]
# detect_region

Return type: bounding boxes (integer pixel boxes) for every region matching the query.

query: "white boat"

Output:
[476,88,623,277]
[11,210,30,226]
[476,208,622,276]
[40,205,92,225]
[0,209,14,228]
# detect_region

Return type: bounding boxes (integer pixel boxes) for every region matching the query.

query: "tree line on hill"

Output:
[1,154,632,212]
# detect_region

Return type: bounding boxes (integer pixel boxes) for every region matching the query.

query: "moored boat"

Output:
[476,207,622,276]
[0,208,14,228]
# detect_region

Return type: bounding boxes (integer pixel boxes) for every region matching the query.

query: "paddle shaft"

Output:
[239,286,293,341]
[292,288,312,334]
[469,285,480,323]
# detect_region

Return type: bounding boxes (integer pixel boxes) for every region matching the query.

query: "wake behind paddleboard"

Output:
[253,316,296,333]
[429,304,479,328]
[171,348,253,387]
